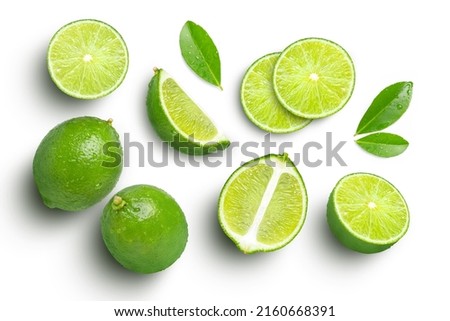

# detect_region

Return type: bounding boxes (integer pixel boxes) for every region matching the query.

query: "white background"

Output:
[1,0,449,319]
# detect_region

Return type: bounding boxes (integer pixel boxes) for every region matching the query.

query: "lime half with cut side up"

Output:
[327,172,409,253]
[218,154,308,254]
[47,19,129,99]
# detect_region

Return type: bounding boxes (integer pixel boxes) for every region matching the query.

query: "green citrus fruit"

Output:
[33,116,123,211]
[101,185,188,274]
[146,68,229,155]
[241,52,311,133]
[47,19,129,99]
[274,37,355,119]
[218,154,308,254]
[327,172,410,253]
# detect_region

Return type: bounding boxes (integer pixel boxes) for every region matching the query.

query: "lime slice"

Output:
[218,154,308,254]
[241,53,312,133]
[47,19,129,99]
[274,38,355,119]
[146,68,229,155]
[327,173,409,253]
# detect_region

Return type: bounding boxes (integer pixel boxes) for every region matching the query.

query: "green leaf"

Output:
[179,21,222,89]
[356,133,409,157]
[355,81,413,135]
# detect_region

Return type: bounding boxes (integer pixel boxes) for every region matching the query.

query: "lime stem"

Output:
[107,118,113,125]
[153,67,160,74]
[112,195,126,210]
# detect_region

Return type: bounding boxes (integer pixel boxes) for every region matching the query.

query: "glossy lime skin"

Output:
[33,116,123,211]
[101,185,188,274]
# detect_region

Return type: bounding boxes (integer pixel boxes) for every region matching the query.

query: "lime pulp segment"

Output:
[47,19,129,99]
[219,154,308,253]
[147,68,229,155]
[274,38,355,119]
[240,53,312,133]
[160,73,219,142]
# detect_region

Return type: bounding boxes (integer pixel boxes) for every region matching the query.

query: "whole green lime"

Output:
[101,185,188,274]
[33,116,123,211]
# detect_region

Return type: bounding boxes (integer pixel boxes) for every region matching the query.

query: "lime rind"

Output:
[240,52,312,133]
[327,172,409,253]
[47,19,129,99]
[273,37,355,119]
[32,117,123,211]
[218,154,308,254]
[101,184,188,274]
[147,68,229,155]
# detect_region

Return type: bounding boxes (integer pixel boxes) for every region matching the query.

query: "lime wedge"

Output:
[241,53,312,133]
[146,68,229,155]
[218,154,308,254]
[47,19,129,99]
[327,173,409,253]
[274,38,355,119]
